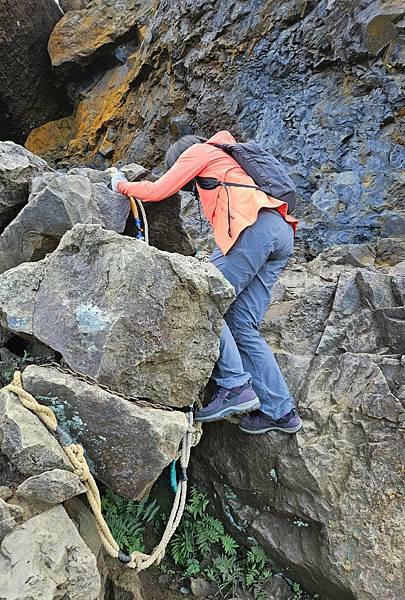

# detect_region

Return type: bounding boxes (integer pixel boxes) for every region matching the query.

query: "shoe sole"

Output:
[195,398,261,423]
[239,422,303,435]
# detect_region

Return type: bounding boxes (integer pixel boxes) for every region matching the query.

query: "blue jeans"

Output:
[211,209,294,420]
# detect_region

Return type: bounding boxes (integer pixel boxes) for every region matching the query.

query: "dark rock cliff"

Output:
[26,0,405,255]
[0,0,71,144]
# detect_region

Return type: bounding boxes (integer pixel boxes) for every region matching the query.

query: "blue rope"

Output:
[170,459,178,493]
[134,217,144,240]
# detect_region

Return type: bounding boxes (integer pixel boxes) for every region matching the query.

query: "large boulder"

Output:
[193,247,405,600]
[0,171,129,274]
[0,1,69,143]
[0,503,101,599]
[0,224,233,406]
[23,365,189,498]
[48,0,153,68]
[0,142,49,232]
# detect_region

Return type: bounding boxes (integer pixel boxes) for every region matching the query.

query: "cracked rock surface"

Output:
[193,245,405,600]
[22,365,189,499]
[0,504,101,600]
[0,171,129,274]
[0,142,49,232]
[26,0,404,255]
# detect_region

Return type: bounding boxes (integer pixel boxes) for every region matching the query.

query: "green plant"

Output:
[221,533,239,556]
[186,487,209,517]
[206,553,243,596]
[101,488,159,554]
[244,546,272,598]
[171,489,225,567]
[168,487,272,598]
[291,581,303,599]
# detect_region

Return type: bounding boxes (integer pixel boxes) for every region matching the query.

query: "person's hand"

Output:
[110,170,128,193]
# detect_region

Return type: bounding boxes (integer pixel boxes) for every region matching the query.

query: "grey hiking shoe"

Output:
[195,383,260,423]
[239,408,302,435]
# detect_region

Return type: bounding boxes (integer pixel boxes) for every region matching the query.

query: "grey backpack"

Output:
[197,140,297,214]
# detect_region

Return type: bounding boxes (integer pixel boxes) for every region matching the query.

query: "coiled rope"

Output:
[4,371,202,570]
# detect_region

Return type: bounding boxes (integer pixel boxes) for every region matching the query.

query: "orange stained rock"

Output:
[25,116,75,161]
[47,2,152,67]
[70,50,149,160]
[72,64,132,153]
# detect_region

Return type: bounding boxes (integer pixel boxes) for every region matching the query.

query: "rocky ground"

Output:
[0,1,404,599]
[0,140,403,600]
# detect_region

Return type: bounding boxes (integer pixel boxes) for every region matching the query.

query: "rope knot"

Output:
[128,550,151,571]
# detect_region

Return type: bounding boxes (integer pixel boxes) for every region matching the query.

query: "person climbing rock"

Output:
[111,131,302,435]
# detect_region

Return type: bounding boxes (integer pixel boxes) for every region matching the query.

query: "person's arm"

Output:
[117,144,208,201]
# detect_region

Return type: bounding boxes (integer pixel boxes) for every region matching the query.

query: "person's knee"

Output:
[226,315,259,346]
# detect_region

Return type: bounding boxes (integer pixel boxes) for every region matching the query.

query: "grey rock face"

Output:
[0,486,12,500]
[39,0,404,254]
[141,194,195,256]
[0,142,49,231]
[16,469,85,505]
[119,165,195,256]
[0,504,101,600]
[0,389,72,476]
[317,269,405,355]
[0,172,129,274]
[0,224,233,406]
[23,365,189,498]
[180,191,214,257]
[194,247,405,600]
[60,0,90,10]
[0,324,10,347]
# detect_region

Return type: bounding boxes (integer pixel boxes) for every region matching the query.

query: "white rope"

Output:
[52,0,65,14]
[4,372,200,571]
[135,197,149,245]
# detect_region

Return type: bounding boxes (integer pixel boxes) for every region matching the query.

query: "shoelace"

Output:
[212,387,228,403]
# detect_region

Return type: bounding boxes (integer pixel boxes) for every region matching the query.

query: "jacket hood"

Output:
[206,130,236,145]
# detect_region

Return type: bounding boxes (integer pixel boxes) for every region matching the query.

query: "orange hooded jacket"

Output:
[117,131,298,255]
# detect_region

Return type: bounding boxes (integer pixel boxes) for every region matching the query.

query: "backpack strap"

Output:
[195,177,263,238]
[196,176,260,192]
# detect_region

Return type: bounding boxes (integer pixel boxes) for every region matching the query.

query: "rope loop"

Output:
[2,370,200,571]
[5,371,58,432]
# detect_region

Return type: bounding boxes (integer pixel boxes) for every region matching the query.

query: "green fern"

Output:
[221,533,239,556]
[101,489,159,554]
[186,487,209,518]
[247,545,268,569]
[184,559,201,577]
[165,486,274,599]
[195,514,224,557]
[244,547,272,596]
[171,520,196,566]
[210,554,243,595]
